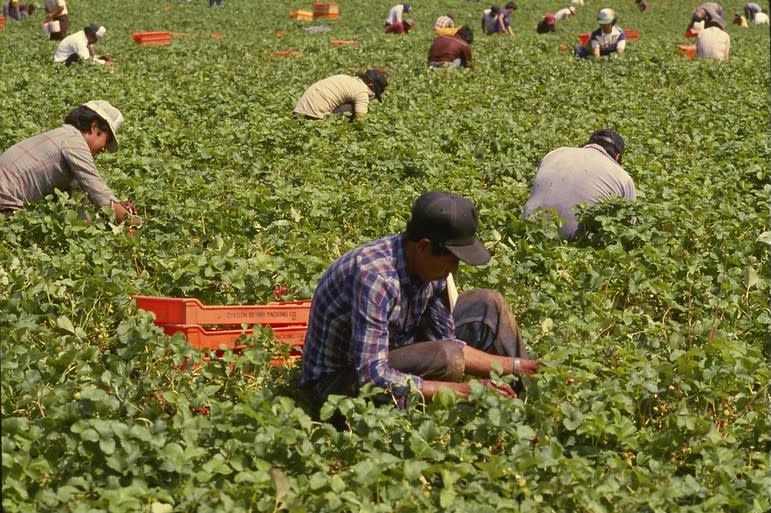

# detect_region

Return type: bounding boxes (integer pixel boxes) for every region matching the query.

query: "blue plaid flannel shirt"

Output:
[299,234,455,397]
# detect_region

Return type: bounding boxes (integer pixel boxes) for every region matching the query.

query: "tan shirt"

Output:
[696,26,730,61]
[293,75,374,119]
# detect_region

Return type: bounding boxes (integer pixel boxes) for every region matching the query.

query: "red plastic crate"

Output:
[134,295,310,366]
[0,16,5,28]
[132,31,172,45]
[158,324,308,351]
[676,44,697,60]
[134,295,310,326]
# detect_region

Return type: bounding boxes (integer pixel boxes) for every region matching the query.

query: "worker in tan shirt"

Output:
[293,70,388,120]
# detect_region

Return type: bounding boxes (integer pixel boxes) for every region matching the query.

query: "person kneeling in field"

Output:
[300,191,539,427]
[522,129,635,239]
[0,100,140,225]
[53,23,113,66]
[575,8,626,59]
[427,25,474,69]
[696,16,730,60]
[293,70,388,120]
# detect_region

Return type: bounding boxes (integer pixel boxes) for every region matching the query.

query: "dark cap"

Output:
[360,69,388,101]
[586,128,625,158]
[406,191,491,266]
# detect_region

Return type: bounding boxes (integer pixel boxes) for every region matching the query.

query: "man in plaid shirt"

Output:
[300,191,538,423]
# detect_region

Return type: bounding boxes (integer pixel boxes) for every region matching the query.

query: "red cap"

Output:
[545,13,556,25]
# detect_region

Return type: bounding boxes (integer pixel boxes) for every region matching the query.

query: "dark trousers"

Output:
[303,289,527,422]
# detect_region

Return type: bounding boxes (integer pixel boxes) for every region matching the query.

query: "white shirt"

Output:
[554,7,573,20]
[386,4,404,25]
[53,30,92,63]
[752,12,769,24]
[696,26,730,61]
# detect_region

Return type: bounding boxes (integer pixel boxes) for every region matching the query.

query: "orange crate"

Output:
[132,31,172,45]
[676,44,696,59]
[624,28,641,42]
[0,16,5,28]
[134,295,310,326]
[274,50,303,58]
[289,10,314,21]
[329,39,359,47]
[313,2,339,18]
[158,324,308,351]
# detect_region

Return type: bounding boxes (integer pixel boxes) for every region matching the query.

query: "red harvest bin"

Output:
[134,295,311,365]
[132,31,172,45]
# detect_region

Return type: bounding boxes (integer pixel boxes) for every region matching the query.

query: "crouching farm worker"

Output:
[575,8,626,59]
[300,191,539,428]
[385,2,413,33]
[427,25,474,69]
[696,17,730,60]
[0,100,140,225]
[522,129,635,239]
[53,23,113,66]
[293,70,388,120]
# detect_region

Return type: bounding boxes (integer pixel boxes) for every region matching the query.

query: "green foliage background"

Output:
[1,0,770,511]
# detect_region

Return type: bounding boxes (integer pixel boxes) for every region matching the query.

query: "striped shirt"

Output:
[299,234,455,397]
[0,125,117,211]
[590,26,626,55]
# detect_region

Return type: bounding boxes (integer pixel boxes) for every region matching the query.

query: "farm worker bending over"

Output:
[536,13,557,33]
[481,6,501,34]
[300,191,539,426]
[497,2,517,35]
[293,70,388,120]
[53,23,112,65]
[434,13,456,35]
[385,3,413,33]
[554,6,576,20]
[575,8,626,59]
[743,2,763,22]
[427,25,474,69]
[43,0,68,40]
[696,17,730,60]
[687,2,725,34]
[0,100,140,225]
[522,129,635,239]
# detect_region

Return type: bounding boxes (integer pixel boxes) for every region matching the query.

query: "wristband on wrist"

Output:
[513,358,521,374]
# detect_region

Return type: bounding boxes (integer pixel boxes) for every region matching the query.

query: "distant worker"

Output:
[0,101,139,225]
[428,25,474,68]
[497,2,517,35]
[385,3,413,33]
[522,129,634,239]
[575,8,626,59]
[481,6,501,34]
[696,17,730,60]
[733,12,749,26]
[434,13,455,30]
[554,6,576,20]
[293,70,388,120]
[743,2,762,21]
[43,0,68,40]
[636,0,651,12]
[53,23,112,65]
[536,13,557,33]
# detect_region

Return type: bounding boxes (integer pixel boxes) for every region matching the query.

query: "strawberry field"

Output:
[1,0,769,511]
